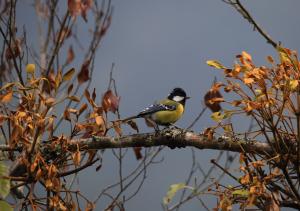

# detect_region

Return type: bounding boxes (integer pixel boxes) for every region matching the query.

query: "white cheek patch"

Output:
[173,96,185,102]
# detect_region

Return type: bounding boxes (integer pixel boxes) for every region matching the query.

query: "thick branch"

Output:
[68,128,275,156]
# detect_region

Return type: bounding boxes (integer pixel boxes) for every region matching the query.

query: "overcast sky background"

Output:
[16,0,300,210]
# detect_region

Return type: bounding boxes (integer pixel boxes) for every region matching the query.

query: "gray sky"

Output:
[16,0,300,210]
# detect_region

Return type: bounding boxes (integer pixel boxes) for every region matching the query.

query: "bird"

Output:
[123,88,190,130]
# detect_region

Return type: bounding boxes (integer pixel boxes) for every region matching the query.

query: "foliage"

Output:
[205,48,300,210]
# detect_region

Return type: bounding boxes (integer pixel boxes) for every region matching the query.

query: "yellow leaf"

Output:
[206,60,226,69]
[72,150,81,166]
[242,51,252,61]
[26,63,35,74]
[63,68,75,81]
[0,82,15,91]
[277,46,291,64]
[68,95,80,102]
[55,69,62,89]
[163,183,192,205]
[288,79,298,91]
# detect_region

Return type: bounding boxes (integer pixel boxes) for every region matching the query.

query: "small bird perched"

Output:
[123,88,190,130]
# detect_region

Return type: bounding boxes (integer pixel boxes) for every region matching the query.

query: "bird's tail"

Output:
[119,115,141,123]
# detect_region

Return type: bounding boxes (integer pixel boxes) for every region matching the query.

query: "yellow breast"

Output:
[153,103,184,125]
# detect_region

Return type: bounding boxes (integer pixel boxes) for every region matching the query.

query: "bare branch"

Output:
[224,0,278,48]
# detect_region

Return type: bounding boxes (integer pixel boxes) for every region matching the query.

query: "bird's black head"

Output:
[168,87,190,105]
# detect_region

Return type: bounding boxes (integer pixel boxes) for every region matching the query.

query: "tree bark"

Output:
[68,128,274,155]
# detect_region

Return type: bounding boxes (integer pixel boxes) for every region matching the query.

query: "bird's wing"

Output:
[137,104,176,117]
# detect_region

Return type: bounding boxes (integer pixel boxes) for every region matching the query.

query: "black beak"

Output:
[185,96,191,100]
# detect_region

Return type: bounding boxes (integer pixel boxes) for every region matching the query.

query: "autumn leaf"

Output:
[5,38,22,60]
[77,103,88,117]
[68,0,82,17]
[63,68,75,81]
[1,91,13,103]
[66,46,75,65]
[242,51,252,62]
[92,88,96,101]
[288,79,298,91]
[63,109,71,121]
[72,149,81,166]
[232,189,249,197]
[243,77,254,84]
[45,98,55,107]
[127,120,139,133]
[206,60,226,69]
[68,95,80,102]
[163,183,193,205]
[102,90,120,113]
[211,111,226,122]
[55,69,62,89]
[67,84,74,95]
[95,115,104,126]
[0,82,15,91]
[0,162,10,198]
[204,86,223,112]
[77,59,90,84]
[133,147,142,160]
[113,121,122,136]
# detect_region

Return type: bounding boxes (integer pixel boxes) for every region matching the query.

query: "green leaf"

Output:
[0,162,10,198]
[211,111,226,122]
[206,60,226,69]
[232,189,249,197]
[0,200,13,211]
[163,183,193,205]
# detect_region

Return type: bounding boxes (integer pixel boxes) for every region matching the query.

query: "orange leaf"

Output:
[1,91,13,103]
[95,115,104,126]
[68,0,81,17]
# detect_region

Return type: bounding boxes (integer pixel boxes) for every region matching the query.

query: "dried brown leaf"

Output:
[77,60,90,84]
[66,46,75,65]
[127,120,139,133]
[204,88,223,112]
[133,147,142,160]
[102,90,120,113]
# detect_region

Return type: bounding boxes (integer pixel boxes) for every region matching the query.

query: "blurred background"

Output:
[15,0,300,210]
